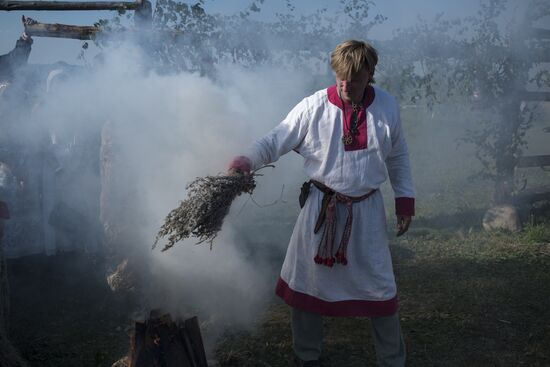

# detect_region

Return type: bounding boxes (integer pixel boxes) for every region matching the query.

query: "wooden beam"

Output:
[529,28,550,39]
[24,21,99,40]
[530,49,550,63]
[0,0,141,11]
[521,91,550,102]
[516,155,550,168]
[23,18,182,40]
[513,185,550,204]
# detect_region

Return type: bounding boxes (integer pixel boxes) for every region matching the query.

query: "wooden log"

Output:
[521,91,550,102]
[23,18,183,40]
[0,0,141,11]
[183,317,208,367]
[24,21,99,40]
[513,185,550,205]
[529,49,550,63]
[529,27,550,39]
[516,155,550,168]
[134,0,152,29]
[128,311,209,367]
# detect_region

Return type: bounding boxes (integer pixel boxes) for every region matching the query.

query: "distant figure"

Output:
[0,16,34,82]
[230,40,415,366]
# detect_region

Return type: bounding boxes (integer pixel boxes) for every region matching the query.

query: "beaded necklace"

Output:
[339,88,366,146]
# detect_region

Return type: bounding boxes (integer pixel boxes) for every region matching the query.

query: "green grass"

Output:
[215,228,550,366]
[522,222,550,244]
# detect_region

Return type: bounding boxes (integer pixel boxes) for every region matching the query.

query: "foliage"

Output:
[381,0,550,201]
[95,0,386,75]
[93,0,550,201]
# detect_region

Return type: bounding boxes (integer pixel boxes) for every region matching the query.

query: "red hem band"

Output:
[275,277,398,317]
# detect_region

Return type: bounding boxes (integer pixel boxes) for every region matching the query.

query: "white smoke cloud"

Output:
[28,42,317,343]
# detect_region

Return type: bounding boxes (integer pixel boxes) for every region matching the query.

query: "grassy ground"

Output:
[215,224,550,367]
[6,103,549,366]
[7,204,549,367]
[8,253,132,367]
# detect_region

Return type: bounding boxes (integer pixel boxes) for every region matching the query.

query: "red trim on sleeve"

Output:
[0,201,9,220]
[275,277,398,317]
[395,197,415,216]
[229,156,252,173]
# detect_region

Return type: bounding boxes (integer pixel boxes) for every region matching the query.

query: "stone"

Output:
[482,204,522,232]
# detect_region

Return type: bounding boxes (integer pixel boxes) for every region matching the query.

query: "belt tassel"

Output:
[310,181,376,267]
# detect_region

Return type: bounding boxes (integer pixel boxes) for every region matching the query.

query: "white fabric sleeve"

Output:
[385,98,415,198]
[246,98,311,170]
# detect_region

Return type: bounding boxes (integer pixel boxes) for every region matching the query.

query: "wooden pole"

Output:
[0,0,141,11]
[516,155,550,168]
[530,27,550,39]
[24,21,99,40]
[22,18,183,40]
[521,91,550,102]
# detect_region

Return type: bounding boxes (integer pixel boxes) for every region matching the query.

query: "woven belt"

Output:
[310,180,376,267]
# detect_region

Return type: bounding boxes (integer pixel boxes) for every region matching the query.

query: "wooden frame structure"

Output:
[0,0,153,40]
[0,0,142,11]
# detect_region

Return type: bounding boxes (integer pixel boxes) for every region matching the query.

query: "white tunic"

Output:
[246,85,415,317]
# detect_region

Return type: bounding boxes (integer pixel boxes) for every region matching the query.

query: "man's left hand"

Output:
[396,215,412,237]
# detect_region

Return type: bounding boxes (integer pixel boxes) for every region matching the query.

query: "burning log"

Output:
[0,0,141,11]
[114,311,209,367]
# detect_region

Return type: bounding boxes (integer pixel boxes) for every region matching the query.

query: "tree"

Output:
[94,0,550,204]
[379,0,550,203]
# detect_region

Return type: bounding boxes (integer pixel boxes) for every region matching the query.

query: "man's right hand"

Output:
[228,156,252,176]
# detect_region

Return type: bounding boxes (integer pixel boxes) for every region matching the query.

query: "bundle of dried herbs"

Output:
[154,169,268,252]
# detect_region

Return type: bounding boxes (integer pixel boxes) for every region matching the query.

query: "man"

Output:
[230,40,414,367]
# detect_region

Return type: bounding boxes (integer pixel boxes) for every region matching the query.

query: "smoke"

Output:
[3,0,547,357]
[22,42,316,342]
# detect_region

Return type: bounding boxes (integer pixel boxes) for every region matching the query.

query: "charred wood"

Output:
[124,311,208,367]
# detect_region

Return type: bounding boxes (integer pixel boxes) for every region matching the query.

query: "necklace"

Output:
[341,100,364,146]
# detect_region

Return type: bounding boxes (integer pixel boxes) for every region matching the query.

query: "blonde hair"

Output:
[330,40,378,81]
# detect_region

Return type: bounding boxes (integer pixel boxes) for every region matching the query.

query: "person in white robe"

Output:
[230,40,415,367]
